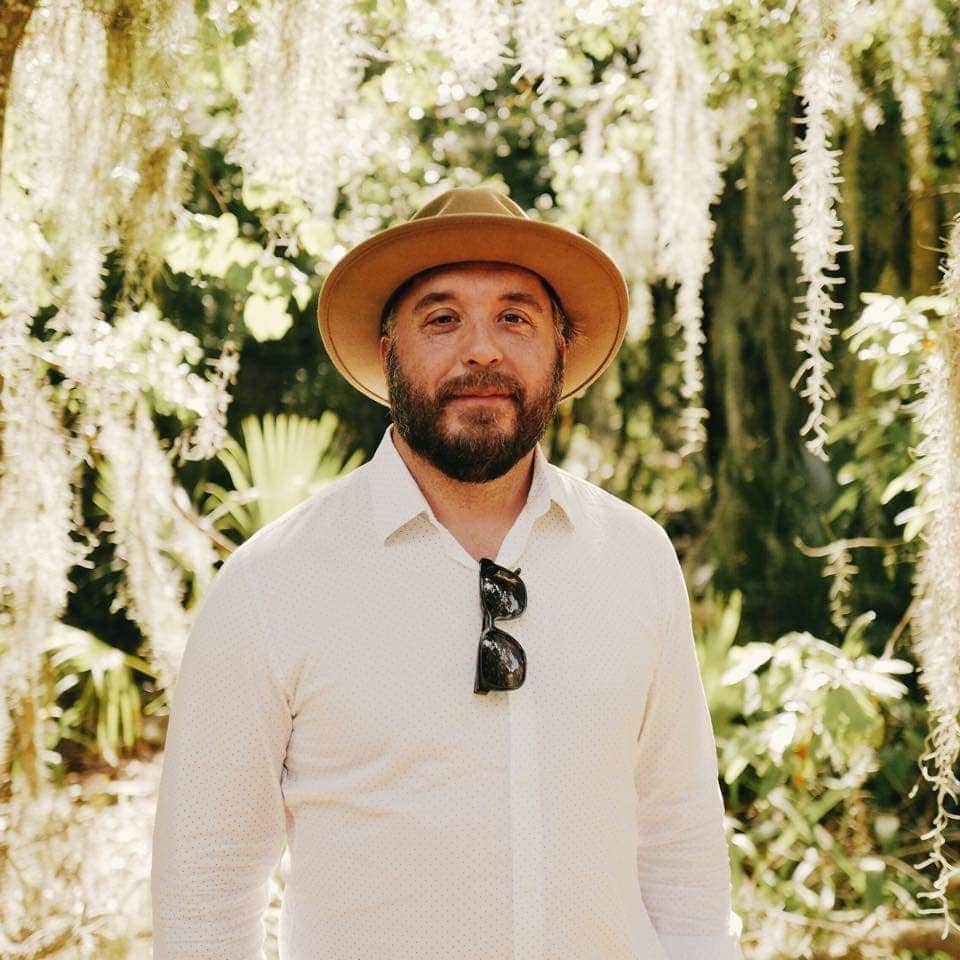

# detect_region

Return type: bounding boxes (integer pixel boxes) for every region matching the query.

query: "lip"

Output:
[448,393,513,402]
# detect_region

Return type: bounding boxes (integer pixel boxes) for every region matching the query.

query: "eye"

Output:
[501,312,529,325]
[426,312,458,326]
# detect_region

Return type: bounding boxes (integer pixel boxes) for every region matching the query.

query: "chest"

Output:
[277,536,662,784]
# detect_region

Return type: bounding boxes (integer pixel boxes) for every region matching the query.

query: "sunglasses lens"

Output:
[479,627,526,690]
[479,559,527,620]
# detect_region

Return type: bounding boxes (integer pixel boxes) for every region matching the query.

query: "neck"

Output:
[389,426,535,559]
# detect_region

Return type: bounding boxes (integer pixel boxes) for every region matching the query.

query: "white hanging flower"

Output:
[3,0,195,295]
[623,181,658,343]
[3,0,106,217]
[405,0,509,89]
[96,400,219,690]
[823,542,858,633]
[0,0,232,793]
[639,0,724,456]
[231,0,368,220]
[783,0,855,462]
[4,0,112,303]
[886,0,949,140]
[0,318,91,780]
[511,0,570,97]
[911,213,960,938]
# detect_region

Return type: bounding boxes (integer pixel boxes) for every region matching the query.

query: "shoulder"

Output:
[223,462,372,577]
[545,462,687,638]
[547,461,675,555]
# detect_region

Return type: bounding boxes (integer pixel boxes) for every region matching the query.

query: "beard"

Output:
[385,344,565,484]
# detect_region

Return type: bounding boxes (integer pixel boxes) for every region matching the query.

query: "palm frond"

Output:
[199,410,362,541]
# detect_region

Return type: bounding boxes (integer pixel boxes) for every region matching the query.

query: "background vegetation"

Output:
[1,0,960,957]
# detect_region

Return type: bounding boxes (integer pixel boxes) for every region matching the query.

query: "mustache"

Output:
[436,370,524,404]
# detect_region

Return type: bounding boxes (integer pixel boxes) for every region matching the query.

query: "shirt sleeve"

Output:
[634,533,744,960]
[150,549,292,960]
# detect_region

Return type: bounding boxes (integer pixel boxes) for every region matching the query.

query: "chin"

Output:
[445,400,515,425]
[444,414,515,445]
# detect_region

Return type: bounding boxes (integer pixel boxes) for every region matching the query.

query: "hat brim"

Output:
[317,214,629,406]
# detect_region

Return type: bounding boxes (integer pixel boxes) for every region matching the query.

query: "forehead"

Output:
[397,260,551,305]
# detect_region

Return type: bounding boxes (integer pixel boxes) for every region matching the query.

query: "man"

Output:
[151,186,744,959]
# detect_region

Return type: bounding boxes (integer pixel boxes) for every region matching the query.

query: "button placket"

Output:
[509,684,547,960]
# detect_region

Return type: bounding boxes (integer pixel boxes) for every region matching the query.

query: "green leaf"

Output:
[163,231,205,275]
[840,609,876,656]
[248,263,286,299]
[242,178,289,210]
[873,658,913,675]
[847,668,907,699]
[721,642,774,686]
[823,686,871,737]
[765,711,798,762]
[825,485,860,522]
[243,294,292,341]
[225,261,255,293]
[233,23,254,46]
[199,412,363,540]
[292,282,312,311]
[864,860,886,910]
[299,218,336,258]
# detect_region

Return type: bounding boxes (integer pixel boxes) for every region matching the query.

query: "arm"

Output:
[634,533,744,960]
[151,550,291,960]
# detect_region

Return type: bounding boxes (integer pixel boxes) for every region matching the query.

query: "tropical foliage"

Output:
[199,410,366,542]
[1,0,959,956]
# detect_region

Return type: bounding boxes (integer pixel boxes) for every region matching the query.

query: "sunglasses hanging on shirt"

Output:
[474,558,527,695]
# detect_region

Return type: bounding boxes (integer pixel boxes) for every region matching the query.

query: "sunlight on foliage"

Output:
[2,0,960,955]
[199,411,364,542]
[43,623,155,769]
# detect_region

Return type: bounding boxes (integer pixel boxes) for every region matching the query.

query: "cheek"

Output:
[414,340,465,382]
[521,338,563,379]
[390,338,450,395]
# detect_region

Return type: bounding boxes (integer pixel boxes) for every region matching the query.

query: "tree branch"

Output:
[0,0,39,179]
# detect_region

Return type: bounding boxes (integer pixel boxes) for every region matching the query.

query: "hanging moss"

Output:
[0,0,37,175]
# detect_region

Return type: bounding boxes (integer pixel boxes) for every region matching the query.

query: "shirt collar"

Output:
[367,425,578,544]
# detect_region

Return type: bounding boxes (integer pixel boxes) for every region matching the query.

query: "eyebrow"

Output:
[411,290,545,315]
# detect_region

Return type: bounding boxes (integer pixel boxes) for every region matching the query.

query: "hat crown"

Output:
[411,186,527,222]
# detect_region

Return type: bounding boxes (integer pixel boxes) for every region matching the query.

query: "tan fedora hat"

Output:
[316,186,629,405]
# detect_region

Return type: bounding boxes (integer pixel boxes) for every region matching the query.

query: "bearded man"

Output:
[151,186,744,960]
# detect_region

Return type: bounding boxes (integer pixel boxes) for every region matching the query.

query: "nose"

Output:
[460,320,502,368]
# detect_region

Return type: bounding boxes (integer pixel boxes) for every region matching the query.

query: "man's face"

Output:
[379,261,567,484]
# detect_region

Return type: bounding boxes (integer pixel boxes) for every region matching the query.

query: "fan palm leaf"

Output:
[199,410,363,542]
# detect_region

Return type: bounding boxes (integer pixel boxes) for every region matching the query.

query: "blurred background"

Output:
[1,0,960,956]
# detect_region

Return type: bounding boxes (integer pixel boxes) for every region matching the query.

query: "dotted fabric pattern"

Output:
[150,425,744,960]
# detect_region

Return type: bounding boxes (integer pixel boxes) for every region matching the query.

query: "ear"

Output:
[379,334,391,376]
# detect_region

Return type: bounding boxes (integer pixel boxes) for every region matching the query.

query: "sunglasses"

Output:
[474,558,527,695]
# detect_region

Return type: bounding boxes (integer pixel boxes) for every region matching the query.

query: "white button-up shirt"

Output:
[151,425,743,960]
